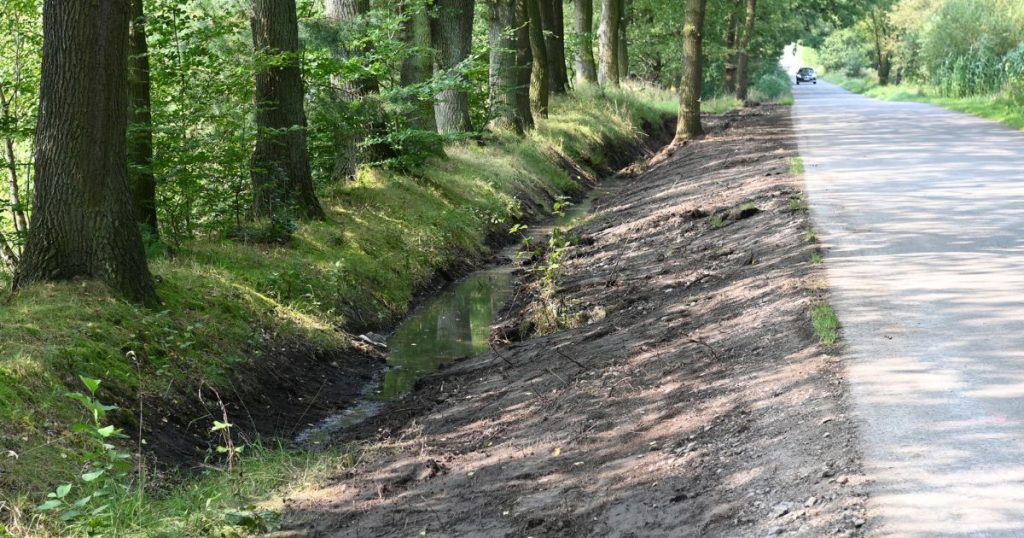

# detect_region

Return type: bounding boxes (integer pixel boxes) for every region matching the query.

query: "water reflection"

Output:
[380,267,514,400]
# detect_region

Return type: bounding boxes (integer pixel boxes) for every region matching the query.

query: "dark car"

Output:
[796,67,817,85]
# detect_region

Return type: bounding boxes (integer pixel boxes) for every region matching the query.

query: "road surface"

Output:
[793,81,1024,536]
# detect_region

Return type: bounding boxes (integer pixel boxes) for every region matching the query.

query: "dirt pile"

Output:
[274,106,868,537]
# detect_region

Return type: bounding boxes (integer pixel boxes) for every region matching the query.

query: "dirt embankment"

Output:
[273,106,868,537]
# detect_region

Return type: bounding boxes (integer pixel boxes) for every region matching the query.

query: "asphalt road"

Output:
[793,81,1024,537]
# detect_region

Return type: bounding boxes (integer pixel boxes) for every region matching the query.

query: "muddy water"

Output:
[295,182,626,447]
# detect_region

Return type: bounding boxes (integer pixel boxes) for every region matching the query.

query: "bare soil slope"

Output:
[275,106,868,537]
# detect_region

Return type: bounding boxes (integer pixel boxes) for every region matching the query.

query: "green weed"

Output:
[810,251,823,264]
[811,303,841,346]
[790,157,805,175]
[804,227,818,242]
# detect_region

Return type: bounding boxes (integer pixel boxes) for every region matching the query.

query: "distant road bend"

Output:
[794,81,1024,536]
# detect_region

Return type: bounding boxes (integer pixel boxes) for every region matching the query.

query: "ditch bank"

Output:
[273,106,869,538]
[108,114,677,478]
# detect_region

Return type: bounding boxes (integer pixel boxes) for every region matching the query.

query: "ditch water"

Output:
[295,181,624,447]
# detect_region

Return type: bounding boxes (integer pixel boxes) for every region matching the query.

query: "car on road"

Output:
[795,67,817,85]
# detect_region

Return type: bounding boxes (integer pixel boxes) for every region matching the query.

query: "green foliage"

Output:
[37,377,133,533]
[750,65,794,102]
[819,28,870,77]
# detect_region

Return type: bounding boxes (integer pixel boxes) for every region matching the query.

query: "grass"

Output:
[811,302,841,346]
[809,251,823,264]
[789,157,805,175]
[804,227,818,243]
[825,72,1024,131]
[708,214,724,228]
[702,95,743,114]
[0,85,676,536]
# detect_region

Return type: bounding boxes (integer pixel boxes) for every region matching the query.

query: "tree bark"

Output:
[514,0,535,128]
[14,0,157,304]
[487,0,532,133]
[251,0,325,220]
[540,0,568,93]
[735,0,756,101]
[723,0,740,94]
[617,0,629,80]
[527,0,549,117]
[0,228,16,270]
[401,1,437,133]
[597,0,620,87]
[675,0,705,141]
[573,0,598,84]
[325,0,385,180]
[432,0,475,134]
[127,0,158,238]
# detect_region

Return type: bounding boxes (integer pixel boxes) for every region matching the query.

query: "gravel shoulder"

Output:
[273,105,868,538]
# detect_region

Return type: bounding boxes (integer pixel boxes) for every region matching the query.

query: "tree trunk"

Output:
[735,0,756,101]
[527,0,549,117]
[401,1,437,134]
[675,0,705,141]
[3,137,27,237]
[432,0,475,134]
[723,0,740,94]
[127,0,158,238]
[487,0,532,133]
[574,0,598,84]
[597,0,620,87]
[14,0,157,304]
[870,9,891,86]
[0,228,16,270]
[540,0,568,93]
[323,0,385,180]
[514,0,535,128]
[617,0,629,80]
[251,0,324,220]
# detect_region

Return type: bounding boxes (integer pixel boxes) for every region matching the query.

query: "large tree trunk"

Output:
[432,0,475,134]
[735,0,756,101]
[325,0,385,180]
[723,0,740,94]
[573,0,598,84]
[251,0,324,220]
[14,0,157,304]
[540,0,568,93]
[617,0,629,80]
[400,1,437,133]
[597,0,620,87]
[675,0,705,141]
[527,0,549,117]
[487,0,532,133]
[127,0,158,238]
[869,8,891,86]
[514,0,535,128]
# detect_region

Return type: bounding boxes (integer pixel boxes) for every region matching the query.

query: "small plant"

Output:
[38,377,133,530]
[790,157,805,175]
[552,195,573,217]
[709,214,724,228]
[810,251,823,264]
[804,227,818,242]
[789,194,807,211]
[811,303,840,346]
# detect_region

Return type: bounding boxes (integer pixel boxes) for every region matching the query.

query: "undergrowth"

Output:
[0,84,676,536]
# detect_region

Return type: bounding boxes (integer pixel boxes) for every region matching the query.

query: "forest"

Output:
[0,0,879,535]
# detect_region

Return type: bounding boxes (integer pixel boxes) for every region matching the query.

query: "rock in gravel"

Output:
[771,502,795,519]
[852,517,866,528]
[805,496,817,507]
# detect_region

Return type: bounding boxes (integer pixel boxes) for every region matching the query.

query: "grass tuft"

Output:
[790,157,805,175]
[811,302,840,346]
